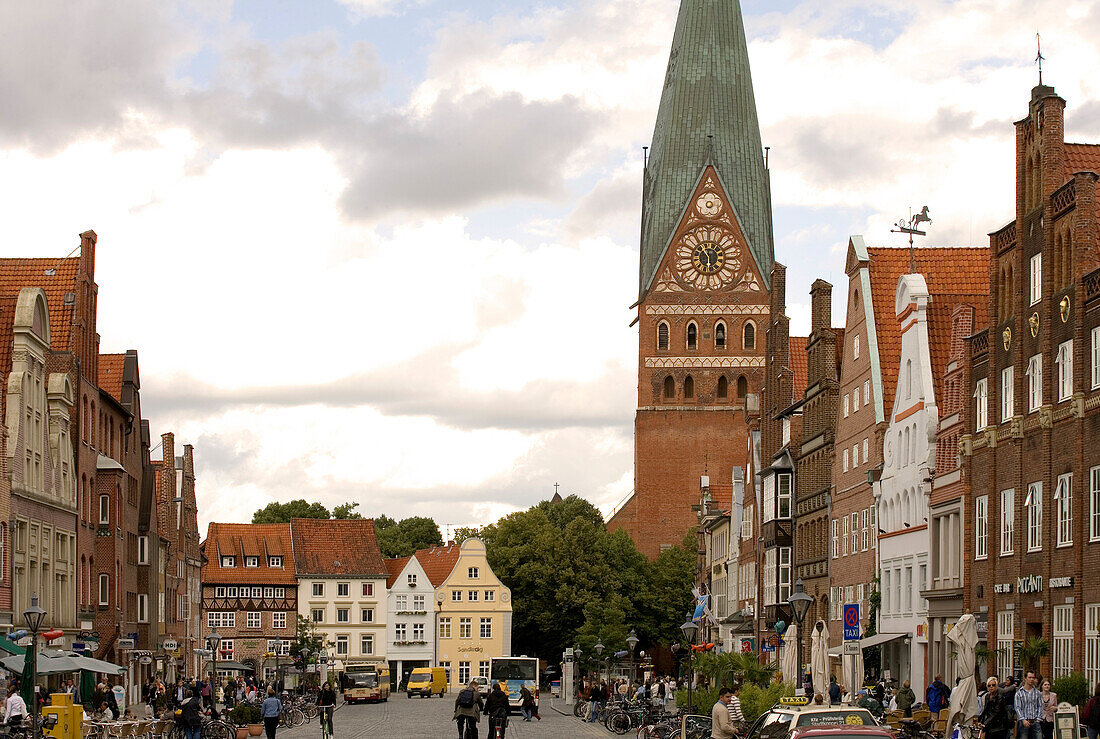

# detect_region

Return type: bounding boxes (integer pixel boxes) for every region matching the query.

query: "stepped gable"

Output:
[291,518,387,576]
[640,0,773,295]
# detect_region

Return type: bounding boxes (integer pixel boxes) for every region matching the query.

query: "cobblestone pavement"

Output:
[275,695,608,739]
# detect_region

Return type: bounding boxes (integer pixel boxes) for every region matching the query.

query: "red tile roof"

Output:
[383,556,411,589]
[1065,143,1100,177]
[866,247,989,420]
[291,518,387,577]
[202,522,297,585]
[98,353,125,402]
[788,336,808,393]
[413,543,461,588]
[0,258,79,354]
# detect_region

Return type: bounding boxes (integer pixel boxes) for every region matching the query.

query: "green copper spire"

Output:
[640,0,774,295]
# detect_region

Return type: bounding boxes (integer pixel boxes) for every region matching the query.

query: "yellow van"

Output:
[406,667,447,698]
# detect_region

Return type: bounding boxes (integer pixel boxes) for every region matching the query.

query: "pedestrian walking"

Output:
[519,685,539,721]
[1040,679,1057,739]
[711,687,735,739]
[896,680,916,717]
[927,674,952,714]
[1015,671,1044,739]
[260,688,282,739]
[453,680,484,739]
[1082,682,1100,739]
[979,677,1013,739]
[829,676,842,706]
[180,689,203,739]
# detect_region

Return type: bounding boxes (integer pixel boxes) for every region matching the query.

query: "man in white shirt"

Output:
[6,688,28,727]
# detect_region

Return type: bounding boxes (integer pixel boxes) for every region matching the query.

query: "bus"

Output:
[489,657,538,711]
[341,663,390,703]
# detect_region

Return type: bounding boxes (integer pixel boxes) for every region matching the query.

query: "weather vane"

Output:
[891,206,932,273]
[1036,33,1045,85]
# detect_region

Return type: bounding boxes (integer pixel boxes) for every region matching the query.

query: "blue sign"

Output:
[843,604,860,641]
[762,642,775,653]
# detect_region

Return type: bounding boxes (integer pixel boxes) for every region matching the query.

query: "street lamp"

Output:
[573,646,583,700]
[787,579,814,694]
[206,631,221,708]
[625,630,639,685]
[593,640,604,686]
[24,594,46,735]
[680,617,698,714]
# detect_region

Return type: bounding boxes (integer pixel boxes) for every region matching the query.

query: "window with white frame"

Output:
[100,495,110,525]
[852,443,859,469]
[335,636,348,656]
[1027,355,1042,412]
[778,547,791,602]
[312,583,323,597]
[975,496,988,559]
[215,587,226,598]
[337,583,349,597]
[1056,474,1072,547]
[245,556,259,567]
[1093,327,1100,389]
[219,640,234,661]
[395,623,407,641]
[336,608,349,623]
[479,661,490,679]
[870,506,877,548]
[853,386,860,409]
[459,618,472,639]
[831,519,839,559]
[311,608,324,623]
[137,594,148,623]
[997,611,1014,680]
[763,549,777,605]
[843,395,849,418]
[452,590,462,602]
[883,570,891,614]
[264,587,274,599]
[850,512,858,553]
[413,594,425,611]
[1026,482,1042,552]
[362,583,374,597]
[777,474,792,518]
[251,587,262,598]
[458,662,471,685]
[268,556,282,567]
[275,587,285,598]
[842,516,849,557]
[361,635,373,655]
[1030,253,1042,305]
[862,438,869,464]
[861,509,869,551]
[208,611,235,629]
[1087,604,1100,689]
[227,587,238,597]
[1002,366,1014,421]
[468,567,480,579]
[1057,340,1073,401]
[407,574,417,587]
[138,536,148,565]
[247,611,261,629]
[857,583,865,604]
[975,379,988,431]
[864,380,870,406]
[413,623,425,641]
[273,612,287,629]
[1093,467,1100,542]
[854,334,860,359]
[439,617,451,638]
[830,586,841,620]
[1054,605,1073,679]
[468,590,479,602]
[361,608,374,623]
[1001,489,1015,555]
[480,618,492,638]
[843,449,849,473]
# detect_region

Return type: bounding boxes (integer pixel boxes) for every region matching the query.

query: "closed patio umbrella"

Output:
[811,621,829,699]
[782,625,799,688]
[947,615,979,728]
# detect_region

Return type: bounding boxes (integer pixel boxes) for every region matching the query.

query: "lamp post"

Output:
[680,617,698,714]
[206,630,221,709]
[24,594,46,736]
[573,646,583,701]
[593,640,604,687]
[787,579,814,694]
[625,630,639,686]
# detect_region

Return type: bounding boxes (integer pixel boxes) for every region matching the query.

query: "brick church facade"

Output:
[609,0,775,558]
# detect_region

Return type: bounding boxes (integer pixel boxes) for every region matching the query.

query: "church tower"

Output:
[608,0,774,558]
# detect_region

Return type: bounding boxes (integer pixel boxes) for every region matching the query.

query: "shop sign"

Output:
[1050,577,1074,588]
[1017,575,1042,594]
[974,612,988,639]
[993,583,1013,594]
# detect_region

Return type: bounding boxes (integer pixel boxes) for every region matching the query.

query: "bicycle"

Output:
[317,704,338,739]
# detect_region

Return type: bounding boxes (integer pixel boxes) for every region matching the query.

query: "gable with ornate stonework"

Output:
[649,166,766,298]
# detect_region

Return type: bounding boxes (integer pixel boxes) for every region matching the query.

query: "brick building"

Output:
[610,0,773,558]
[201,523,298,675]
[155,433,202,678]
[790,280,840,662]
[963,82,1100,682]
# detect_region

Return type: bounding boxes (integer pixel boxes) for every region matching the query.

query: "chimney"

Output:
[810,279,833,333]
[770,263,787,316]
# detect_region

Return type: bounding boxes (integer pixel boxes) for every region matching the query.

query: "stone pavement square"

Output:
[274,695,608,739]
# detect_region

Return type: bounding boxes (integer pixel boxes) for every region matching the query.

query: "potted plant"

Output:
[228,704,261,739]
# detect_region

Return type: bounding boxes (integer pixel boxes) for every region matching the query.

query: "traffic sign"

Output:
[843,641,860,655]
[843,604,860,640]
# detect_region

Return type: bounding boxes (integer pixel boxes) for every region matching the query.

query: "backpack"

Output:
[458,688,475,708]
[927,684,942,712]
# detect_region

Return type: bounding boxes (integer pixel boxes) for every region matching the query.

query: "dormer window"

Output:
[221,556,236,567]
[245,556,259,567]
[408,574,417,587]
[268,556,282,567]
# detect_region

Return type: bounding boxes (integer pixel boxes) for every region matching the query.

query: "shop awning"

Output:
[214,661,253,672]
[0,636,25,656]
[827,633,910,656]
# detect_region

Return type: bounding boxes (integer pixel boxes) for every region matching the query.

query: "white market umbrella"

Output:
[947,614,979,727]
[843,647,865,700]
[811,621,829,699]
[782,625,799,688]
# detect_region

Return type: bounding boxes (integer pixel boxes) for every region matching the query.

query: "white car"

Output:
[471,676,491,698]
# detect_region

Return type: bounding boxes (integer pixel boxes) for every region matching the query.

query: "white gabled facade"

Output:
[876,274,935,690]
[385,556,434,689]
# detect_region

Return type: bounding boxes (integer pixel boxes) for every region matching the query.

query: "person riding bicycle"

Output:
[485,684,509,738]
[317,682,337,737]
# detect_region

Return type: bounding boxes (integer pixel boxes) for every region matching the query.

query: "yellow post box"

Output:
[44,692,82,739]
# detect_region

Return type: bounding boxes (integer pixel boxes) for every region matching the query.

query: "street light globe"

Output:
[593,640,604,656]
[23,594,46,633]
[787,579,813,625]
[680,619,698,643]
[626,630,639,651]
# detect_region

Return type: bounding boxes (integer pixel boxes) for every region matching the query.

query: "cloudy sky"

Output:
[2,0,1099,535]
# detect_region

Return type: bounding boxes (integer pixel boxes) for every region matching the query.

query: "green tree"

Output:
[332,502,362,519]
[374,516,443,557]
[252,499,330,523]
[290,614,323,657]
[451,526,481,544]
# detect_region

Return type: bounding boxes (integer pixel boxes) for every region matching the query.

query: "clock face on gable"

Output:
[675,225,743,290]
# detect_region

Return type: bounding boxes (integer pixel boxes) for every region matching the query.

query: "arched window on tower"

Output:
[743,321,756,350]
[684,375,695,399]
[737,375,748,399]
[663,376,675,400]
[687,322,698,350]
[715,321,726,349]
[657,321,670,351]
[717,376,728,400]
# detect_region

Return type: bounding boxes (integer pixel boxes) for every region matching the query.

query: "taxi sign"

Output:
[780,697,811,706]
